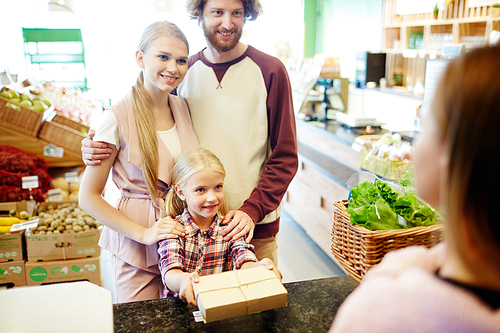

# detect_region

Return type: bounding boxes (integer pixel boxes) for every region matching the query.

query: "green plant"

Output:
[493,4,500,8]
[433,4,439,14]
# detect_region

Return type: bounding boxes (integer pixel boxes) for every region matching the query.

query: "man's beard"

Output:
[202,22,243,53]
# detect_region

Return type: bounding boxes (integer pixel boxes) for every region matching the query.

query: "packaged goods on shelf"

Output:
[25,256,100,286]
[0,260,26,287]
[193,265,288,323]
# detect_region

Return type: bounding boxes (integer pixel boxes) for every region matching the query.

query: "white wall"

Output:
[0,0,303,103]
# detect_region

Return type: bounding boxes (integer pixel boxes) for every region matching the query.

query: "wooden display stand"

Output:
[0,123,84,168]
[382,0,500,88]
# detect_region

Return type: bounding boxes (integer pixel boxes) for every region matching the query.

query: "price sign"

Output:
[65,171,79,184]
[22,176,39,189]
[43,144,64,158]
[10,219,39,232]
[47,188,63,202]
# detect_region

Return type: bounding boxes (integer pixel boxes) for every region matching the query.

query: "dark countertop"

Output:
[113,275,358,333]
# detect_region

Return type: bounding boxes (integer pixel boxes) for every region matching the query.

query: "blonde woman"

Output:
[79,21,198,303]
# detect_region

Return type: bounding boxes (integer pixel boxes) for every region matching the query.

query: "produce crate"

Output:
[51,113,90,134]
[331,200,444,283]
[0,96,47,137]
[360,145,411,181]
[38,120,86,152]
[0,260,26,287]
[25,256,100,286]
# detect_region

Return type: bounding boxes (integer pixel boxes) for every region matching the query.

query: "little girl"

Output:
[330,46,500,332]
[158,148,280,305]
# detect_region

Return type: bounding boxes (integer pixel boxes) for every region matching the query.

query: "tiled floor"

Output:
[100,210,345,302]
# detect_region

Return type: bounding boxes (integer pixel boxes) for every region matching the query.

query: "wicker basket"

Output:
[331,200,444,283]
[51,113,90,133]
[0,96,45,136]
[38,121,86,152]
[360,146,411,181]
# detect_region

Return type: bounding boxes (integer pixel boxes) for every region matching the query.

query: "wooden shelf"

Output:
[0,123,84,168]
[383,0,498,88]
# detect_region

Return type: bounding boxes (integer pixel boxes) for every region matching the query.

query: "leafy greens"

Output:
[347,169,438,230]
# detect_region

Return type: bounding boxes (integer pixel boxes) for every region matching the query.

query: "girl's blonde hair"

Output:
[165,148,229,218]
[432,45,500,268]
[132,21,189,208]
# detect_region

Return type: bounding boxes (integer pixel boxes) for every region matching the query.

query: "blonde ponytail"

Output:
[131,21,190,209]
[165,187,185,218]
[132,72,160,206]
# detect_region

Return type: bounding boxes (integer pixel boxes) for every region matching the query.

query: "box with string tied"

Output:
[192,265,288,323]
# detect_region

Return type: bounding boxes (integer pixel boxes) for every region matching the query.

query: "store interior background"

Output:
[1,0,413,293]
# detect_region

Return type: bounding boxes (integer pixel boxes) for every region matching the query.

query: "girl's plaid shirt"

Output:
[158,209,258,297]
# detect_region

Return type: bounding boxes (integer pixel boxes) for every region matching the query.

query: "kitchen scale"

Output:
[335,112,382,129]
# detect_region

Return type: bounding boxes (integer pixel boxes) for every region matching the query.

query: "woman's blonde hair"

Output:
[432,45,500,268]
[165,148,229,218]
[186,0,263,22]
[132,21,189,207]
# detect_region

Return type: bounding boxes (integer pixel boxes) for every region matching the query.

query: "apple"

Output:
[19,100,32,108]
[8,89,19,99]
[32,101,47,112]
[1,91,13,99]
[10,97,21,104]
[20,94,31,101]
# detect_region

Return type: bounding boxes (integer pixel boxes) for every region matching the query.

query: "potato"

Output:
[69,183,80,193]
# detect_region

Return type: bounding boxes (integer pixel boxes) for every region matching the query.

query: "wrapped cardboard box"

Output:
[0,231,25,263]
[25,256,100,286]
[26,228,100,262]
[0,260,26,287]
[193,265,288,323]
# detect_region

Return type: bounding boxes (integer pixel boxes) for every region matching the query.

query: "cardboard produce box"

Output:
[27,200,101,262]
[25,256,100,286]
[193,265,288,323]
[26,228,100,262]
[0,201,36,217]
[0,231,25,263]
[0,260,26,287]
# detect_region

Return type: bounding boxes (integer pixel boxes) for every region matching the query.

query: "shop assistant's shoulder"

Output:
[187,49,205,68]
[246,46,287,73]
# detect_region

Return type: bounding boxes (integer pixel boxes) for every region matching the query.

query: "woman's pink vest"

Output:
[98,91,198,270]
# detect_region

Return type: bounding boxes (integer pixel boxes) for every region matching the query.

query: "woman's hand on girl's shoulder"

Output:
[142,217,186,245]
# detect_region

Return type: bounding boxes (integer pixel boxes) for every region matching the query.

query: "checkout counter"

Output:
[2,276,358,332]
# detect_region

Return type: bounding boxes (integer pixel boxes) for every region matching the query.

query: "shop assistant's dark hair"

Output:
[186,0,263,22]
[432,45,500,268]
